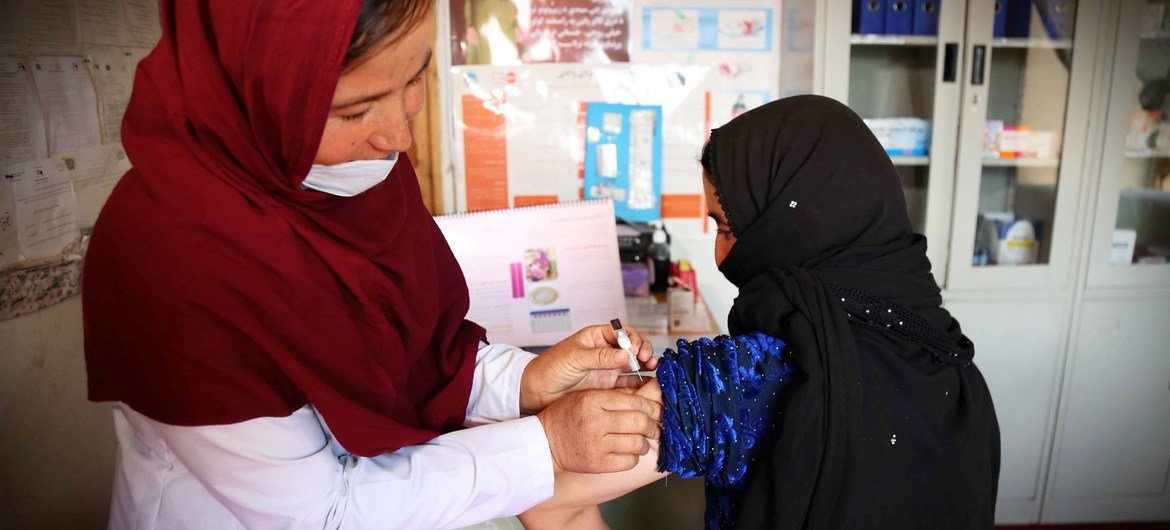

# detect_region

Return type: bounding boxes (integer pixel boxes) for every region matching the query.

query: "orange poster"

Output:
[462,94,508,211]
[661,194,703,218]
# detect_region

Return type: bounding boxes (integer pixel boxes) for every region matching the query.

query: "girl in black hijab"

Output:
[516,95,1000,529]
[693,94,1000,528]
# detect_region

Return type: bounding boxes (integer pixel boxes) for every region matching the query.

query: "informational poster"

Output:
[0,58,48,164]
[450,0,631,65]
[451,64,711,216]
[630,1,781,129]
[3,157,80,262]
[582,102,663,222]
[31,56,102,156]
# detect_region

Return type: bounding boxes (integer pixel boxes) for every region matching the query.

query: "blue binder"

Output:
[912,0,940,36]
[885,0,913,34]
[1005,0,1032,38]
[856,0,887,34]
[1036,0,1075,39]
[993,0,1007,37]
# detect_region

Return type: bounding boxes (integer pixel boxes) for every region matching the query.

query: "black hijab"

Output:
[706,95,1000,528]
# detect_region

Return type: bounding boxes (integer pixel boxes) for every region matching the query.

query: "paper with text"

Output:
[4,158,80,261]
[435,200,626,347]
[31,56,102,155]
[0,58,48,164]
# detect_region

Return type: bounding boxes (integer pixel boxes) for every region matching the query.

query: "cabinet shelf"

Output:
[982,157,1061,168]
[1124,148,1170,159]
[990,37,1073,49]
[889,155,930,165]
[850,34,939,46]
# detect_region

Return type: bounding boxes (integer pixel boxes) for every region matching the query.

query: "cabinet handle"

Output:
[943,43,958,83]
[970,45,986,85]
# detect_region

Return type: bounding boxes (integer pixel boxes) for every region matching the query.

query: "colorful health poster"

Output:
[450,64,711,215]
[641,6,772,52]
[450,0,630,66]
[583,102,663,222]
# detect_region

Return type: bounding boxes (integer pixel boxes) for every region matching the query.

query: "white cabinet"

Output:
[823,0,964,283]
[947,0,1100,291]
[1044,294,1170,522]
[822,0,1169,524]
[944,296,1071,524]
[823,0,1100,290]
[1085,0,1170,287]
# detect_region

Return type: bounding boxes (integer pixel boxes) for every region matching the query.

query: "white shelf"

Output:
[1124,148,1170,159]
[850,34,938,46]
[1140,31,1170,40]
[982,157,1061,168]
[889,155,930,166]
[990,37,1073,49]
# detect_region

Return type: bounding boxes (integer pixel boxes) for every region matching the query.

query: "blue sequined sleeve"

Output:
[656,332,795,529]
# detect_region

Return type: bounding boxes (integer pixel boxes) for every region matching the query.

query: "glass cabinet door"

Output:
[1087,0,1170,287]
[948,0,1100,289]
[823,0,964,283]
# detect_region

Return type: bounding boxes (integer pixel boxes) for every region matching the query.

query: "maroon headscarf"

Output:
[83,0,485,457]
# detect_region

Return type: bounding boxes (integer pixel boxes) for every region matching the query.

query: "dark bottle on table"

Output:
[650,223,670,293]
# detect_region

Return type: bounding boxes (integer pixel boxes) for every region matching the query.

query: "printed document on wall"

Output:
[122,0,162,47]
[85,47,137,144]
[17,0,81,54]
[0,175,18,269]
[31,56,102,155]
[3,158,80,261]
[64,144,131,228]
[0,58,48,164]
[77,0,129,45]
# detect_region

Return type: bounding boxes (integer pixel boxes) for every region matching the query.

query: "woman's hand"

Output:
[523,380,668,529]
[536,388,661,474]
[520,324,658,414]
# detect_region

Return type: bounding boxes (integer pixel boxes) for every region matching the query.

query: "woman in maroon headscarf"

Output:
[82,0,661,527]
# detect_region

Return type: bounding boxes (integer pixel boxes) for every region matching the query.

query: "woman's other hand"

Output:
[536,388,661,474]
[520,324,658,414]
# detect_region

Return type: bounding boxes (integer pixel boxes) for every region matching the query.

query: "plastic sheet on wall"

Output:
[450,64,711,214]
[444,0,786,219]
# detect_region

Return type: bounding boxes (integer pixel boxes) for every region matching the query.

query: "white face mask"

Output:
[301,153,398,197]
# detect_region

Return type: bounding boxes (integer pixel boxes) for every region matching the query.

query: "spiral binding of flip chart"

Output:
[435,199,627,347]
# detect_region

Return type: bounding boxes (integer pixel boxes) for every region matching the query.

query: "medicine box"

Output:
[863,118,931,156]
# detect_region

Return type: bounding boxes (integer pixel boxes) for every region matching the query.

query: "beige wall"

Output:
[0,297,114,529]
